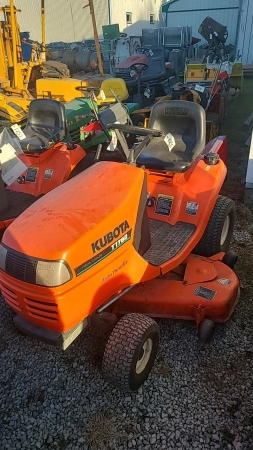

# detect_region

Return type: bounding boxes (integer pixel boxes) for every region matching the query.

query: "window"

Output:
[150,14,154,24]
[126,12,132,24]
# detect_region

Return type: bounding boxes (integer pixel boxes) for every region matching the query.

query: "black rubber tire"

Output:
[198,318,215,344]
[130,114,145,128]
[194,195,235,257]
[222,250,238,269]
[102,313,160,392]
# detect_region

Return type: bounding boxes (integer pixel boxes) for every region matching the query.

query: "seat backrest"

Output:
[141,58,166,81]
[99,78,129,102]
[149,100,206,160]
[143,45,165,59]
[98,103,128,126]
[26,99,67,140]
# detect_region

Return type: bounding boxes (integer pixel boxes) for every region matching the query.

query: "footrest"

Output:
[144,219,196,266]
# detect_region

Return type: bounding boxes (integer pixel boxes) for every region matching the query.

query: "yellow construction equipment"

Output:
[0,1,45,125]
[0,0,110,126]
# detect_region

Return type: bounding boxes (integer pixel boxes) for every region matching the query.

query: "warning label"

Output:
[194,285,217,301]
[218,278,232,285]
[155,194,174,217]
[185,201,199,216]
[44,169,54,179]
[26,167,38,183]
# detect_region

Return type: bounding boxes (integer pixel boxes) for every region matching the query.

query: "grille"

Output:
[6,249,37,284]
[1,284,21,311]
[25,297,58,322]
[69,127,81,143]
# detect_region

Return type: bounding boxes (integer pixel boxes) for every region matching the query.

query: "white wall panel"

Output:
[12,0,109,43]
[10,0,165,43]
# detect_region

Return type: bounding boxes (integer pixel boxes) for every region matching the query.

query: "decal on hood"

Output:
[75,228,132,277]
[91,220,130,254]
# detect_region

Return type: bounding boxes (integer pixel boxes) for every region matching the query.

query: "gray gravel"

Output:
[1,282,253,450]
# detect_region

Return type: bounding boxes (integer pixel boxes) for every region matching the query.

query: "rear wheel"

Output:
[194,195,235,257]
[102,313,159,392]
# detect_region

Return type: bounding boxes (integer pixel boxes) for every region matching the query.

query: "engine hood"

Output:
[3,161,146,263]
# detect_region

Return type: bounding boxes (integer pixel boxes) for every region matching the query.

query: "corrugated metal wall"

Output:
[12,0,109,43]
[237,0,253,64]
[165,0,240,47]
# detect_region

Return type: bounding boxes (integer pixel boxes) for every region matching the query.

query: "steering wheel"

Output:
[107,123,162,137]
[135,47,150,56]
[130,63,148,74]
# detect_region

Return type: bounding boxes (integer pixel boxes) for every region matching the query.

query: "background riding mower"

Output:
[0,100,239,393]
[75,80,144,167]
[0,98,87,236]
[115,46,177,108]
[0,87,141,236]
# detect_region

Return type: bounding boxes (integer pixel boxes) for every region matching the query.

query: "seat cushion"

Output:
[136,136,193,172]
[20,134,53,152]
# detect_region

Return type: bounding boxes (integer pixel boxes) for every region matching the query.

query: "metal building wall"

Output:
[237,0,253,64]
[12,0,109,43]
[9,1,167,43]
[164,0,240,47]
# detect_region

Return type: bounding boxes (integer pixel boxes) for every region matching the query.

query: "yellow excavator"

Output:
[0,0,110,127]
[0,1,45,126]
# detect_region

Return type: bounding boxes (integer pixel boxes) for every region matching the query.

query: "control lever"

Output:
[94,144,102,162]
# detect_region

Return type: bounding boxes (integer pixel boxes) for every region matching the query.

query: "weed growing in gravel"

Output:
[85,411,125,449]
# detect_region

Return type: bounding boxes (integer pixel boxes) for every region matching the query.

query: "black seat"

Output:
[20,99,67,153]
[136,100,206,172]
[141,46,166,83]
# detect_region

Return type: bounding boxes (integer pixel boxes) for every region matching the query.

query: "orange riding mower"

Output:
[0,100,239,392]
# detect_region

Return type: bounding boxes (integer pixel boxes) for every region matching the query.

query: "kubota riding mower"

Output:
[0,98,86,236]
[0,100,239,392]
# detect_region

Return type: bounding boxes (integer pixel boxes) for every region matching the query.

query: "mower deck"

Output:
[116,254,240,324]
[144,219,196,266]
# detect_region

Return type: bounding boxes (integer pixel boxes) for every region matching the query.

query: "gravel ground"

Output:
[1,245,253,450]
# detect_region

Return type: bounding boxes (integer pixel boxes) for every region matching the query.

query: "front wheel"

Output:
[194,195,235,257]
[102,313,160,392]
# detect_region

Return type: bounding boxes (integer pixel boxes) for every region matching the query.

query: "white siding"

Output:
[110,0,164,35]
[10,0,166,43]
[165,0,240,47]
[12,0,109,43]
[237,0,253,64]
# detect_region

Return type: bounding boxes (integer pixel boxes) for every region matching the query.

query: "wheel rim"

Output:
[220,215,230,245]
[135,338,153,374]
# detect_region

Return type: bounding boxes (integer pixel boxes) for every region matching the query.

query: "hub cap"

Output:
[136,338,153,374]
[220,216,230,245]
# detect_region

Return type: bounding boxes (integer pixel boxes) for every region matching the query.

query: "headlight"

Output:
[36,260,72,287]
[0,243,72,287]
[0,244,7,271]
